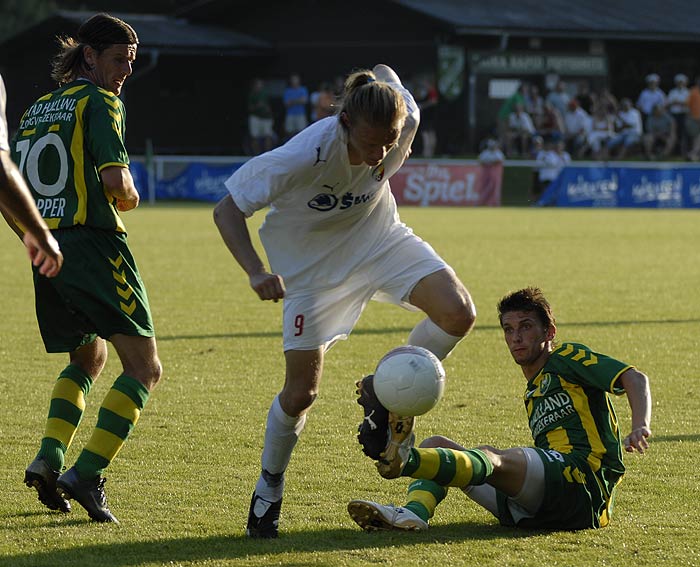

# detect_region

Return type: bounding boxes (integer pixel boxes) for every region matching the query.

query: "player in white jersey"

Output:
[214,64,476,538]
[0,73,63,277]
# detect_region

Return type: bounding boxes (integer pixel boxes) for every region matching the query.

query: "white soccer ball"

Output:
[373,345,446,416]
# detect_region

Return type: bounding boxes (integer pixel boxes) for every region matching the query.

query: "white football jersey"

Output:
[0,74,9,151]
[226,83,419,291]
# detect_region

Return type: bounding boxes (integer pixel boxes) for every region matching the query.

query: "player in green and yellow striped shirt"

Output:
[349,287,652,531]
[8,13,162,524]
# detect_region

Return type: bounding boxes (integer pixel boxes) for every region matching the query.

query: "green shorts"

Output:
[496,448,617,530]
[33,225,155,353]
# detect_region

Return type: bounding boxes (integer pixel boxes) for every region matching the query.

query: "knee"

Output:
[419,435,452,448]
[435,297,477,337]
[279,387,317,416]
[133,357,162,392]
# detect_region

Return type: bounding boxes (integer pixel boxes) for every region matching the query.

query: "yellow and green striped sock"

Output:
[37,365,93,471]
[402,447,493,487]
[405,479,448,521]
[74,374,149,479]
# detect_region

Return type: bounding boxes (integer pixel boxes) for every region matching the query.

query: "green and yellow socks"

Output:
[401,447,493,522]
[74,374,149,479]
[37,365,93,472]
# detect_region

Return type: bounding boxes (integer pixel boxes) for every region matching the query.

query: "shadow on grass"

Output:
[158,317,700,342]
[649,433,700,443]
[0,522,540,567]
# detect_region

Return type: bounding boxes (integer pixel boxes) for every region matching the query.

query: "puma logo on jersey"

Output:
[313,146,327,166]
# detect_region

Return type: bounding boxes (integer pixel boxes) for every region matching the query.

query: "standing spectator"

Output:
[497,84,525,152]
[248,78,275,155]
[533,140,570,203]
[545,81,570,118]
[575,81,595,115]
[524,84,544,127]
[562,100,591,157]
[311,82,335,122]
[14,13,162,524]
[608,98,644,159]
[685,76,700,161]
[505,103,536,157]
[0,73,63,277]
[283,73,309,140]
[585,104,615,160]
[666,74,689,155]
[213,64,476,539]
[416,77,438,158]
[636,73,666,127]
[643,103,676,160]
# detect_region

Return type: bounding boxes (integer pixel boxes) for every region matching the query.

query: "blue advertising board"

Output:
[539,166,700,208]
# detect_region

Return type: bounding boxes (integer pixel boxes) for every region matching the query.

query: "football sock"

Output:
[256,395,306,503]
[37,365,93,472]
[74,374,149,479]
[402,447,493,487]
[405,479,448,522]
[408,318,464,360]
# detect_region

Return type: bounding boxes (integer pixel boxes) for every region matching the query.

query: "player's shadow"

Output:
[157,317,700,342]
[0,523,539,566]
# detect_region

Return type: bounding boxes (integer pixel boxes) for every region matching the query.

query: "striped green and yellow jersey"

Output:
[11,79,129,232]
[525,342,631,497]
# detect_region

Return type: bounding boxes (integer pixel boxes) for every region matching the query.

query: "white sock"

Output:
[255,395,307,502]
[408,318,463,360]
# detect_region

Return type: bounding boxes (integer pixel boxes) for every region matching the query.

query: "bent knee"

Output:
[435,300,477,336]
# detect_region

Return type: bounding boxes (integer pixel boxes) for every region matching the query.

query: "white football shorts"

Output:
[282,230,449,351]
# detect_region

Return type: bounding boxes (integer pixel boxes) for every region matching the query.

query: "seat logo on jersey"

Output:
[372,164,385,181]
[308,193,338,211]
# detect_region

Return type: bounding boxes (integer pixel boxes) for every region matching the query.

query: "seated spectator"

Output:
[667,74,689,155]
[643,103,676,160]
[584,104,615,160]
[563,99,591,157]
[685,76,700,161]
[505,103,536,157]
[608,98,643,159]
[478,138,505,165]
[637,73,666,127]
[536,101,564,143]
[533,139,571,203]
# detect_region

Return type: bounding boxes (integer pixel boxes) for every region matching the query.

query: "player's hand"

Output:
[116,195,139,211]
[623,426,651,454]
[23,230,63,278]
[249,272,285,302]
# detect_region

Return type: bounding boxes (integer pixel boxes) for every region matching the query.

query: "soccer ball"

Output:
[373,345,446,416]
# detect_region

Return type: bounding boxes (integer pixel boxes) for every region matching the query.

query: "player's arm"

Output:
[0,151,63,277]
[619,368,652,454]
[101,165,139,211]
[213,194,285,302]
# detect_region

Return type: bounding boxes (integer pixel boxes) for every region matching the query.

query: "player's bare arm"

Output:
[101,165,139,211]
[619,368,652,453]
[213,194,285,302]
[0,152,63,276]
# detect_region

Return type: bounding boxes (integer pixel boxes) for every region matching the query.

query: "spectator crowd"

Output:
[496,73,700,163]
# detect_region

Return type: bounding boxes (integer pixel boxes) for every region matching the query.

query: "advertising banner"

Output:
[390,161,502,206]
[539,166,700,208]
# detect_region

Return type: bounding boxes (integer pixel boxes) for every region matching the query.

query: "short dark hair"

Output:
[51,13,138,85]
[497,287,555,329]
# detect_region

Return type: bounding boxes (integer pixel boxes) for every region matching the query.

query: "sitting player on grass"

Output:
[350,287,651,531]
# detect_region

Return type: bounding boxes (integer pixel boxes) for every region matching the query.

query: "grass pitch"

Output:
[1,204,698,567]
